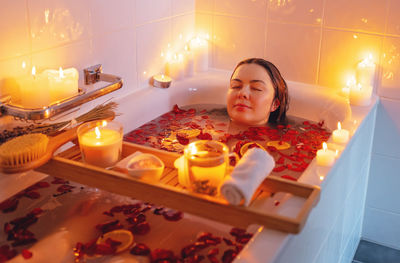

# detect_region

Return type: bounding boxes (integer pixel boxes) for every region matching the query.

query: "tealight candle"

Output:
[43,67,79,104]
[332,122,349,144]
[152,74,172,88]
[78,120,123,168]
[349,83,372,106]
[356,54,376,87]
[19,66,50,108]
[316,142,335,167]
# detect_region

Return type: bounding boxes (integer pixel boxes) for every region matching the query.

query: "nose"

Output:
[238,84,250,99]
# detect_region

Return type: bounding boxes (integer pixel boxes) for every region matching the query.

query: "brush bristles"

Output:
[0,133,49,167]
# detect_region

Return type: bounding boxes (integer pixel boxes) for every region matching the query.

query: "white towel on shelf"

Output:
[220,148,275,206]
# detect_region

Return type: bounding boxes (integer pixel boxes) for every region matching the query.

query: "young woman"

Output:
[227,58,289,126]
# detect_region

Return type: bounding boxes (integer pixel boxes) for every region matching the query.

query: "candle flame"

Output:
[31,66,36,76]
[22,61,26,69]
[346,75,356,87]
[322,142,327,151]
[102,120,107,127]
[59,67,64,78]
[319,175,324,181]
[95,127,101,139]
[359,54,375,67]
[161,74,165,80]
[335,149,339,156]
[337,122,342,130]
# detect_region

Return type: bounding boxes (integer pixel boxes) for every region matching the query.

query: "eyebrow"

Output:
[231,79,266,85]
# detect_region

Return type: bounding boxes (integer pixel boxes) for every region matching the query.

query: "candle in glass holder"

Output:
[43,67,79,104]
[332,122,349,144]
[78,120,123,168]
[184,140,229,195]
[316,142,335,166]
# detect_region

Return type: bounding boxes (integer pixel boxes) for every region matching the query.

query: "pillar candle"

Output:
[43,67,79,104]
[19,66,50,109]
[356,54,376,87]
[190,37,209,73]
[349,83,372,106]
[184,44,194,77]
[165,53,185,80]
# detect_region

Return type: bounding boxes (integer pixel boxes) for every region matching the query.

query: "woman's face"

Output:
[227,63,276,126]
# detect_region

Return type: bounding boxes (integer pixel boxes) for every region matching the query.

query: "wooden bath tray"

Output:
[36,142,320,234]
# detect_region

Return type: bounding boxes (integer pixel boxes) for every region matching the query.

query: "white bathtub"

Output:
[0,70,377,262]
[114,70,376,263]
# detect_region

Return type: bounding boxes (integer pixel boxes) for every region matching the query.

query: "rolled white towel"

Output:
[220,148,275,206]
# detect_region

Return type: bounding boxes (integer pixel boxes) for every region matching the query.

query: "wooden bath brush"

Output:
[0,126,79,174]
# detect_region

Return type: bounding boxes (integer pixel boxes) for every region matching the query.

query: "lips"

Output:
[234,103,251,109]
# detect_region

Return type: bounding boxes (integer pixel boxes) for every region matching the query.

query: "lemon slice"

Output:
[266,140,291,150]
[176,129,201,139]
[240,142,266,156]
[96,229,134,254]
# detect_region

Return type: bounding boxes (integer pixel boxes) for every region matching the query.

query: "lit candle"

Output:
[183,44,194,77]
[43,67,79,104]
[165,53,185,80]
[184,141,229,193]
[152,74,172,88]
[356,54,376,87]
[332,122,349,144]
[19,66,50,108]
[349,83,372,106]
[190,36,209,72]
[316,142,335,166]
[78,120,123,168]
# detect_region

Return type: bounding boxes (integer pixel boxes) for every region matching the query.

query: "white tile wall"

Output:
[0,0,195,99]
[373,98,400,158]
[367,153,400,214]
[363,206,400,250]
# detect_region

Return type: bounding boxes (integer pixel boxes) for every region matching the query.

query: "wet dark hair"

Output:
[231,58,289,124]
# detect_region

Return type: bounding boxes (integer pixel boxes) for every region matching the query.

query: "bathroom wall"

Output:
[196,0,400,250]
[0,0,195,100]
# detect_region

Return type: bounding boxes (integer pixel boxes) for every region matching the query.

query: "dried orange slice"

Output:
[240,142,266,156]
[266,140,291,150]
[176,129,201,139]
[96,229,134,254]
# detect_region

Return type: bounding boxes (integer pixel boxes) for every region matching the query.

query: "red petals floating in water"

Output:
[176,133,189,145]
[130,243,151,256]
[21,249,32,259]
[95,220,124,234]
[197,132,212,140]
[162,210,183,221]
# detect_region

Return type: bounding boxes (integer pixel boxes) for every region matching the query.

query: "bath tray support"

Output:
[0,64,123,121]
[37,142,320,234]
